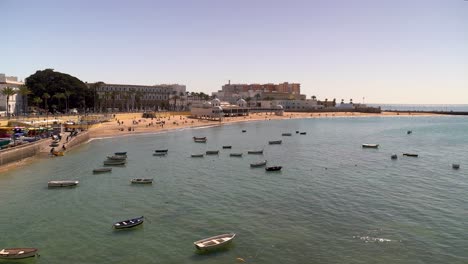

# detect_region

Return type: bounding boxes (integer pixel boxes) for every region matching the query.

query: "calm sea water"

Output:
[1,116,467,264]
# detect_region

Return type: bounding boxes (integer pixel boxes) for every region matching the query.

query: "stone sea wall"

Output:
[0,139,51,166]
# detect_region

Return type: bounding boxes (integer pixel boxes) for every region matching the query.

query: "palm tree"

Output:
[42,93,51,113]
[53,93,66,112]
[350,98,353,104]
[32,97,43,108]
[333,98,336,107]
[64,90,72,114]
[2,87,17,118]
[311,95,317,101]
[135,90,143,111]
[341,99,344,104]
[254,93,261,107]
[18,85,32,115]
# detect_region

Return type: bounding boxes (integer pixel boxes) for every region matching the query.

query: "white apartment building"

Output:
[0,74,24,116]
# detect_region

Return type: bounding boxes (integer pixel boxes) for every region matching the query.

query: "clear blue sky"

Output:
[2,0,467,103]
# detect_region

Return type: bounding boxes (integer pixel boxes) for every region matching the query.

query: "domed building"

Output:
[211,98,221,107]
[237,98,247,108]
[275,104,284,116]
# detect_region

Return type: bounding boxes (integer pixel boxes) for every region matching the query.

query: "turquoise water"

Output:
[1,116,467,263]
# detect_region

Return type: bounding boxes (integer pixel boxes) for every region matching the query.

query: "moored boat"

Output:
[155,149,168,153]
[299,132,307,135]
[391,154,398,160]
[403,153,418,157]
[93,168,112,173]
[103,160,126,166]
[131,178,153,184]
[281,133,292,136]
[265,166,282,171]
[191,154,204,158]
[296,131,299,133]
[48,180,79,187]
[222,145,232,149]
[107,155,127,160]
[0,248,38,259]
[362,144,379,148]
[114,152,127,156]
[242,130,246,133]
[53,151,64,156]
[250,160,267,167]
[407,130,412,134]
[452,164,460,169]
[247,150,263,154]
[194,138,207,143]
[230,153,243,157]
[206,150,219,155]
[268,140,282,145]
[113,216,144,229]
[194,233,236,251]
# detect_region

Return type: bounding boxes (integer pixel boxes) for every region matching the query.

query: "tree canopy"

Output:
[25,69,93,112]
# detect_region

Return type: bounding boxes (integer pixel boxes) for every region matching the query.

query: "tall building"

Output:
[0,74,24,116]
[93,83,186,111]
[213,81,304,104]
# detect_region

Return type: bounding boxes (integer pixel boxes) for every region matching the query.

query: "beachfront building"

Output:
[212,81,305,105]
[190,98,251,120]
[93,83,186,112]
[0,74,24,117]
[257,99,323,111]
[168,92,208,111]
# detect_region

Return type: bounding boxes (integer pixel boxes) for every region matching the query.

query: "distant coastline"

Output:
[369,104,468,112]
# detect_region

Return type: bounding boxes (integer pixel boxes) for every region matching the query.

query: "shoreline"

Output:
[0,111,446,173]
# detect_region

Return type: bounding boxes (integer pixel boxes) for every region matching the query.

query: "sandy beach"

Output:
[88,111,434,139]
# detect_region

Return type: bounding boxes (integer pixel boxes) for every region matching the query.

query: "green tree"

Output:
[18,85,32,115]
[25,69,89,111]
[32,97,43,108]
[2,87,17,118]
[42,93,50,112]
[53,93,66,112]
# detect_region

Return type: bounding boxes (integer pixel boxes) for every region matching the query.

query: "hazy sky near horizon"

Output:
[2,0,467,104]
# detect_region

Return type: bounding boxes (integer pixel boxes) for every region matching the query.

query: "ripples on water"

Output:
[0,116,467,263]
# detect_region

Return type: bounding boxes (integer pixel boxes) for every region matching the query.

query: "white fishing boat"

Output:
[0,248,38,259]
[194,233,236,250]
[48,180,79,187]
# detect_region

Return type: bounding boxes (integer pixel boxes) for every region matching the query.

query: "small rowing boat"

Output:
[114,152,127,156]
[452,164,460,169]
[93,168,112,173]
[48,180,79,187]
[194,138,207,143]
[131,178,153,184]
[281,133,292,136]
[403,153,418,157]
[250,160,267,167]
[230,153,243,157]
[247,150,263,154]
[222,145,232,149]
[268,140,282,145]
[206,150,219,155]
[155,149,168,153]
[362,144,379,148]
[107,155,127,160]
[0,248,38,259]
[299,132,307,135]
[104,160,126,166]
[113,216,144,229]
[191,154,204,158]
[265,166,282,171]
[194,233,236,251]
[391,154,398,160]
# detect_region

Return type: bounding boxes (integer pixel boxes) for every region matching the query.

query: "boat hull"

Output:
[113,216,144,229]
[0,248,38,259]
[194,233,236,251]
[48,181,79,187]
